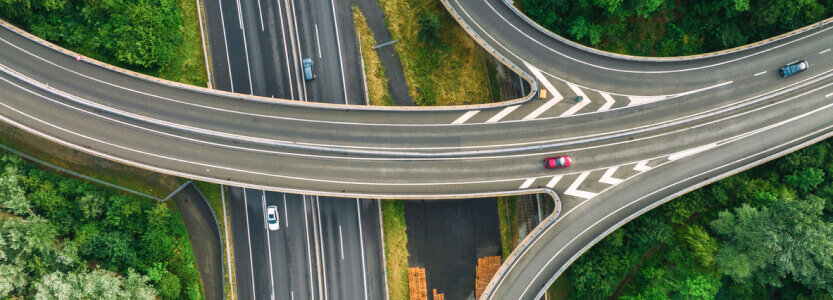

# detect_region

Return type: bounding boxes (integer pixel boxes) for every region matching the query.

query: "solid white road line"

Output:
[597,92,615,112]
[238,3,255,94]
[560,83,590,116]
[356,199,369,300]
[486,105,521,123]
[286,0,307,102]
[283,194,289,227]
[274,0,295,100]
[633,160,652,172]
[315,24,322,59]
[452,110,480,124]
[316,196,329,300]
[302,196,316,300]
[263,191,277,300]
[195,0,213,89]
[754,71,766,76]
[236,0,244,29]
[668,143,718,161]
[821,48,831,55]
[826,92,832,98]
[522,63,563,120]
[256,0,264,31]
[216,0,235,92]
[220,185,235,300]
[598,167,623,185]
[563,172,597,199]
[328,0,350,104]
[243,189,257,299]
[546,175,562,188]
[339,225,344,260]
[519,178,535,189]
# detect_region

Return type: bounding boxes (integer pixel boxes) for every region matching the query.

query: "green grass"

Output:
[497,196,519,261]
[353,7,394,106]
[148,0,209,86]
[547,273,570,299]
[376,0,493,105]
[381,200,410,300]
[192,181,235,300]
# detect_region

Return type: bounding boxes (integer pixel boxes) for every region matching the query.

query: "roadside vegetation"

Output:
[376,0,493,105]
[352,7,394,106]
[381,200,410,300]
[0,0,209,86]
[496,196,518,260]
[0,151,204,299]
[522,0,833,56]
[556,141,833,298]
[192,181,235,300]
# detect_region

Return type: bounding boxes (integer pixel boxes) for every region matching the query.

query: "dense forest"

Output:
[0,0,184,70]
[565,140,833,299]
[0,153,203,299]
[521,0,833,56]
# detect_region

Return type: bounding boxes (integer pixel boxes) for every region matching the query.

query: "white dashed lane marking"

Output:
[598,166,624,185]
[451,110,480,124]
[486,105,521,123]
[668,143,718,161]
[563,171,597,199]
[821,49,831,55]
[754,71,766,76]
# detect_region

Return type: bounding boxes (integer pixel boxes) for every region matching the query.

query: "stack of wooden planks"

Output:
[475,256,502,299]
[433,289,445,300]
[409,267,428,300]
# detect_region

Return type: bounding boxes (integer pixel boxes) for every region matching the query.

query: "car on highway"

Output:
[780,60,809,77]
[266,205,279,230]
[544,156,572,169]
[303,58,315,80]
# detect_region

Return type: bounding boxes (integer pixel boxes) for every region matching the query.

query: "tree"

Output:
[34,269,155,300]
[678,275,721,299]
[785,168,825,193]
[417,13,440,48]
[711,197,833,292]
[0,174,30,216]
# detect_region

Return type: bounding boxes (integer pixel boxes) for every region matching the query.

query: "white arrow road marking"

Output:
[486,105,521,123]
[546,175,562,188]
[452,110,480,124]
[598,92,615,111]
[519,178,536,189]
[633,160,652,172]
[598,167,624,185]
[564,172,597,199]
[561,83,591,116]
[668,143,718,161]
[523,62,564,120]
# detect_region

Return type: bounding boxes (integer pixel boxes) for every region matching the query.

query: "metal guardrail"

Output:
[0,19,533,111]
[498,0,833,62]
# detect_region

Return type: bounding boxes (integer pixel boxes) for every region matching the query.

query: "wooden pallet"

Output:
[409,267,428,300]
[475,256,502,299]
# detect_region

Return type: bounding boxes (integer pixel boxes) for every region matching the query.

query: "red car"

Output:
[544,156,572,169]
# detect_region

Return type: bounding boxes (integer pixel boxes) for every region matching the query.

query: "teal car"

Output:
[303,58,315,80]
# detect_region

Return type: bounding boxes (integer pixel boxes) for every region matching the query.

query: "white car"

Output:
[266,205,279,231]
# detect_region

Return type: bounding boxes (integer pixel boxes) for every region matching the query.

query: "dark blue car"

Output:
[780,60,809,78]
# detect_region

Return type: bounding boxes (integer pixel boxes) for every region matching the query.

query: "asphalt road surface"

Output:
[2,4,833,298]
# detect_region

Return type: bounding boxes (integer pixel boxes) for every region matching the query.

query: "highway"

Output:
[201,0,382,299]
[0,1,833,298]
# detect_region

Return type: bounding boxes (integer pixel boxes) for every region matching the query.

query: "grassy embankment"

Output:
[352,7,394,106]
[381,200,410,300]
[192,181,236,300]
[376,0,496,105]
[496,196,518,260]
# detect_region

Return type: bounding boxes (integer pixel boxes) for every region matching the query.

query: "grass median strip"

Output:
[381,200,410,300]
[376,0,492,105]
[352,7,394,106]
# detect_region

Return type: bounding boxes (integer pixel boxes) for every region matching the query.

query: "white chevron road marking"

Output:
[564,172,597,199]
[633,160,652,172]
[451,110,480,124]
[486,105,521,123]
[598,167,624,185]
[561,83,591,116]
[519,178,536,189]
[598,92,616,111]
[523,63,564,120]
[546,175,562,188]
